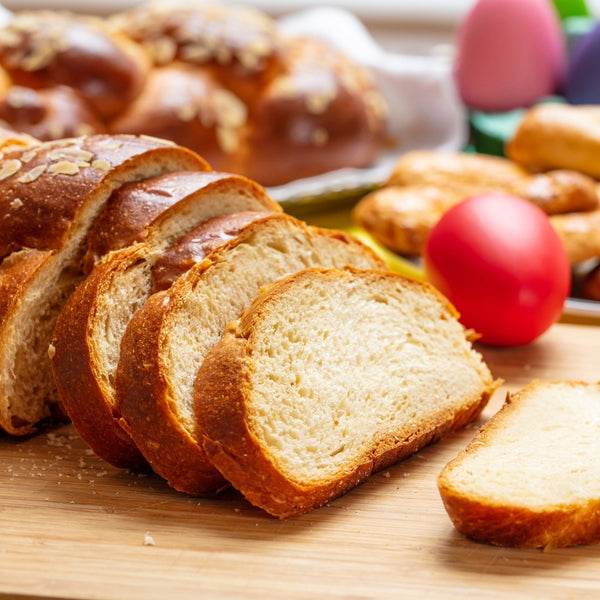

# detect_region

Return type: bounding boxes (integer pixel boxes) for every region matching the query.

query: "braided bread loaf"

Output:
[0,2,387,187]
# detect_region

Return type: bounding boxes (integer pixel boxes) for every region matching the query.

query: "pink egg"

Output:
[454,0,566,111]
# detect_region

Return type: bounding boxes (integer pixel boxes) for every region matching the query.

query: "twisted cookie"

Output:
[353,151,600,259]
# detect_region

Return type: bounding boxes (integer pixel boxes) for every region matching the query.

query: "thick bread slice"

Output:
[0,134,206,434]
[116,215,387,494]
[438,380,600,549]
[52,178,279,469]
[195,267,497,518]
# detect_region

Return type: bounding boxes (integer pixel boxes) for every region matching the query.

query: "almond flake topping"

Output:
[18,164,47,183]
[0,159,22,181]
[48,146,94,163]
[139,134,175,145]
[145,37,177,65]
[19,149,37,164]
[91,159,111,172]
[312,128,329,147]
[306,88,337,115]
[216,127,239,154]
[100,140,123,150]
[48,161,80,176]
[176,103,197,122]
[180,44,211,63]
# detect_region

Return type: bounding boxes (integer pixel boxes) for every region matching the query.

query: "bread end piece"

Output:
[438,380,600,549]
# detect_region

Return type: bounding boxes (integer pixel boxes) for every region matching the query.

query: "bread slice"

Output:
[0,134,206,434]
[52,175,279,469]
[194,267,497,518]
[116,215,387,494]
[437,380,600,549]
[83,170,279,271]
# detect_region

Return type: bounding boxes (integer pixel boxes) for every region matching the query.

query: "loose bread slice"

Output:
[116,215,387,494]
[194,267,497,518]
[438,380,600,549]
[0,134,206,434]
[52,175,279,469]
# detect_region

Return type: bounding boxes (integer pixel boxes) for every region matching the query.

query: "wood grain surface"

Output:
[0,322,598,600]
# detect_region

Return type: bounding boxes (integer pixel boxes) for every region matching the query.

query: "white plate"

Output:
[564,297,600,319]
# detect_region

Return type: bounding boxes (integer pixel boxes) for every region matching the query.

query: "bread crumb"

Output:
[143,532,155,546]
[47,343,56,359]
[382,471,391,479]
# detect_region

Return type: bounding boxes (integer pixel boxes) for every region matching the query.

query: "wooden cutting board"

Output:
[0,322,598,600]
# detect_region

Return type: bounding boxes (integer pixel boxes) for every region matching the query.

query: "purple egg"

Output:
[564,21,600,104]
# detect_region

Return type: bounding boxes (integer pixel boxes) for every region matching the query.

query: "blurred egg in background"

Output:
[454,0,567,111]
[564,21,600,103]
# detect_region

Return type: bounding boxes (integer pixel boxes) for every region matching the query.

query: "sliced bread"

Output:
[194,267,498,518]
[438,380,600,549]
[0,134,206,434]
[116,215,387,494]
[52,176,279,469]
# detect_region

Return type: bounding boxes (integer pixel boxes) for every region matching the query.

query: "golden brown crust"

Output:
[239,36,386,186]
[51,245,149,469]
[117,289,226,493]
[388,150,529,191]
[0,3,386,187]
[0,11,150,120]
[195,268,494,518]
[507,103,600,178]
[438,380,600,549]
[0,134,207,259]
[0,85,106,141]
[107,64,240,174]
[437,487,600,549]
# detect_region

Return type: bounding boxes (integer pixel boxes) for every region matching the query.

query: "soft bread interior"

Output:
[439,382,600,508]
[233,270,493,484]
[160,221,385,435]
[86,197,279,408]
